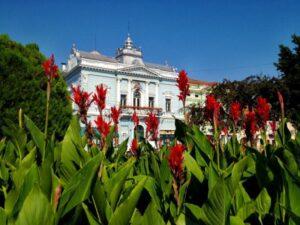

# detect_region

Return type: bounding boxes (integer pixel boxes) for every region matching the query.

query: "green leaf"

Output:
[106,159,135,211]
[132,201,165,225]
[184,151,204,182]
[82,203,101,225]
[109,176,147,225]
[24,115,45,160]
[201,178,231,225]
[58,153,102,217]
[15,185,55,225]
[0,207,6,225]
[229,216,245,225]
[255,188,271,216]
[12,163,39,217]
[191,125,213,160]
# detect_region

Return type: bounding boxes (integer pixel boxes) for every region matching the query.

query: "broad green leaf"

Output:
[132,201,165,225]
[255,188,271,216]
[0,207,6,225]
[106,159,135,210]
[109,176,147,225]
[229,216,245,225]
[24,115,45,160]
[201,178,231,225]
[184,151,204,182]
[58,154,102,217]
[191,125,213,160]
[82,203,101,225]
[12,163,39,217]
[15,186,54,225]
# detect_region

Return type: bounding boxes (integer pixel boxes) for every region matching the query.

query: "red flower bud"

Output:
[70,85,93,123]
[168,143,185,180]
[93,84,107,112]
[131,111,139,127]
[256,97,271,128]
[130,138,138,155]
[145,112,159,141]
[95,115,111,139]
[243,110,258,142]
[229,101,241,124]
[42,54,59,80]
[176,70,190,103]
[111,106,121,131]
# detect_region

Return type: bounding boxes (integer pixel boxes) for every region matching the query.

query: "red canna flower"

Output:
[111,106,121,131]
[176,70,190,104]
[168,143,185,180]
[42,54,59,80]
[145,112,159,140]
[243,110,258,142]
[256,97,271,128]
[269,120,277,134]
[71,85,93,123]
[95,115,111,139]
[93,84,107,112]
[131,111,139,127]
[230,101,241,124]
[205,94,221,122]
[130,138,139,155]
[277,91,284,118]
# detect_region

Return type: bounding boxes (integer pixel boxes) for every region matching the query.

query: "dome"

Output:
[90,50,101,55]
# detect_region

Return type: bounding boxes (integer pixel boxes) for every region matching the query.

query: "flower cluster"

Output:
[205,95,221,123]
[111,106,121,131]
[176,70,190,104]
[230,101,242,125]
[71,85,93,123]
[95,115,111,139]
[168,143,185,180]
[256,97,271,128]
[42,54,59,80]
[93,84,107,113]
[145,112,159,141]
[243,110,258,142]
[130,138,138,156]
[131,111,139,127]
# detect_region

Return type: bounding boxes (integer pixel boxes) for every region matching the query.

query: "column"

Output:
[127,78,132,106]
[145,81,149,107]
[155,82,159,107]
[116,78,121,106]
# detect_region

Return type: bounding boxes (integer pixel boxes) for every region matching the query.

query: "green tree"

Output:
[211,75,286,119]
[0,34,72,139]
[275,34,300,127]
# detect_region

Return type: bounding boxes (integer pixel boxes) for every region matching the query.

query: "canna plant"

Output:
[0,60,299,225]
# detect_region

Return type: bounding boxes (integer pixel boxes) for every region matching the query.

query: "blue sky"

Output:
[1,0,300,81]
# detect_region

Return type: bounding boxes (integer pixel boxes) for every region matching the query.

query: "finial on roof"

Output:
[125,34,133,49]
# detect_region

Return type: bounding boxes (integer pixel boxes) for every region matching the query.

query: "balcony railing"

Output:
[120,105,162,116]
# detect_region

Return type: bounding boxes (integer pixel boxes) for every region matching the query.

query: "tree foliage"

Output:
[211,75,287,119]
[275,34,300,127]
[0,34,72,139]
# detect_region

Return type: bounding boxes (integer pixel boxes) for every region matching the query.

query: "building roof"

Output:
[188,78,217,86]
[78,50,118,63]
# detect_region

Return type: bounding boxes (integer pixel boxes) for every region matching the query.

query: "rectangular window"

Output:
[120,94,127,107]
[149,97,154,108]
[166,98,171,112]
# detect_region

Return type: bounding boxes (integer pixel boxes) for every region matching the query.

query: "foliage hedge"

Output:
[0,112,299,225]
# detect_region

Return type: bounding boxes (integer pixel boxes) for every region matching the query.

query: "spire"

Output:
[124,33,133,49]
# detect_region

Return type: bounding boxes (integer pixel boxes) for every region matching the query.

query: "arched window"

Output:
[133,90,141,107]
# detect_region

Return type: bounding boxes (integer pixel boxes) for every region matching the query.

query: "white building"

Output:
[63,35,183,144]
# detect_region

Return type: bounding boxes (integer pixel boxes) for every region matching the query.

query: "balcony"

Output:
[120,105,162,116]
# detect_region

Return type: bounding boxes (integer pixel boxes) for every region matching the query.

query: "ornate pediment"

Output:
[118,66,161,78]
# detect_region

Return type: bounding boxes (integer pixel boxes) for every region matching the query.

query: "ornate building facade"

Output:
[63,35,183,144]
